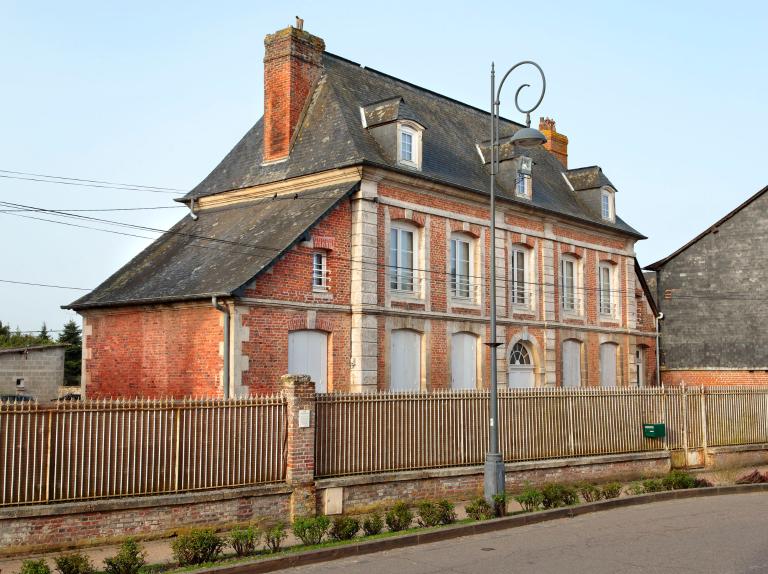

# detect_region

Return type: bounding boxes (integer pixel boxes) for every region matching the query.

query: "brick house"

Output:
[646,185,768,386]
[66,23,658,398]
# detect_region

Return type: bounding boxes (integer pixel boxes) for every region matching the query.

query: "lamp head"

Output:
[509,127,547,148]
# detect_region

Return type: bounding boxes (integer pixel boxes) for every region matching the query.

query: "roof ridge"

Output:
[323,51,526,129]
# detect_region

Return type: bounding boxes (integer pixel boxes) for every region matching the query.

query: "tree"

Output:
[39,322,50,342]
[58,319,82,387]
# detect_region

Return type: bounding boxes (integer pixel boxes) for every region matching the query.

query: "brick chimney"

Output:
[263,20,325,163]
[538,117,568,168]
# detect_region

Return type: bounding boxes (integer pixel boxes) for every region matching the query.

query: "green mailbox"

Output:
[643,423,666,438]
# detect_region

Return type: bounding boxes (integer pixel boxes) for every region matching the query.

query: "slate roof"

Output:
[186,53,643,239]
[66,183,356,309]
[565,166,616,191]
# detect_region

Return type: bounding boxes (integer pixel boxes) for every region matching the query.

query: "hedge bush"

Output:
[465,497,494,521]
[600,482,623,499]
[541,483,578,509]
[21,560,51,574]
[229,526,260,557]
[264,523,288,553]
[329,516,360,541]
[363,511,384,536]
[292,516,331,546]
[436,499,457,525]
[515,484,545,512]
[103,540,146,574]
[54,553,94,574]
[576,482,602,503]
[416,501,443,527]
[171,529,224,566]
[385,501,413,532]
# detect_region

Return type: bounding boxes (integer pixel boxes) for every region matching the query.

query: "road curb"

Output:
[164,484,768,574]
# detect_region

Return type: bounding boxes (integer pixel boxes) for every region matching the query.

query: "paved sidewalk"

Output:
[283,493,768,574]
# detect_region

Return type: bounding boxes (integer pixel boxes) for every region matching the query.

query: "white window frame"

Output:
[510,246,531,308]
[312,251,328,291]
[560,255,581,314]
[389,222,419,295]
[601,188,615,222]
[396,122,423,170]
[515,156,533,199]
[450,233,475,302]
[598,262,616,317]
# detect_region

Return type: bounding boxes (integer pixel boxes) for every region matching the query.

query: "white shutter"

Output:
[562,340,581,388]
[600,343,618,387]
[288,330,328,393]
[451,333,477,389]
[390,329,421,392]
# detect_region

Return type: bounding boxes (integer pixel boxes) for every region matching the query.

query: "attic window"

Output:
[601,188,615,222]
[515,156,533,199]
[397,122,422,170]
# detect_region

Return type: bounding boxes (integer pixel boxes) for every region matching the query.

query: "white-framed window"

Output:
[450,235,474,300]
[312,252,328,291]
[560,256,579,312]
[451,332,478,390]
[598,262,615,316]
[601,189,615,221]
[389,224,416,292]
[600,342,619,387]
[511,247,530,306]
[516,156,533,199]
[396,122,423,170]
[288,330,329,393]
[508,342,535,388]
[390,328,421,392]
[562,339,582,388]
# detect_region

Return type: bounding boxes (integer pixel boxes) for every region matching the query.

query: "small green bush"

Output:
[264,522,287,553]
[21,559,51,574]
[465,497,494,521]
[541,483,578,509]
[54,553,94,574]
[362,511,384,536]
[641,478,666,493]
[515,484,544,512]
[662,470,697,490]
[103,539,146,574]
[416,501,442,527]
[576,482,602,503]
[171,529,224,566]
[385,501,413,532]
[229,526,260,557]
[329,515,360,541]
[626,482,645,496]
[292,515,330,546]
[492,493,508,517]
[437,499,457,525]
[600,482,623,499]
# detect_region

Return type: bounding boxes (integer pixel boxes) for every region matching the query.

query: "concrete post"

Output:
[282,374,316,519]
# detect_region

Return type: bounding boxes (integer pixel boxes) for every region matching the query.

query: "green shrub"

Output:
[171,529,224,566]
[329,515,360,541]
[626,482,645,496]
[437,499,457,525]
[600,482,623,499]
[385,501,413,532]
[576,482,602,503]
[662,470,697,490]
[465,497,494,521]
[229,526,260,557]
[416,501,442,527]
[492,493,508,517]
[362,511,384,536]
[641,478,666,493]
[541,483,578,509]
[264,522,287,553]
[292,515,330,546]
[515,484,544,512]
[103,540,146,574]
[21,559,51,574]
[54,553,94,574]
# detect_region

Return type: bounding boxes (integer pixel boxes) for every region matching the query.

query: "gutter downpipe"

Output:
[655,312,664,387]
[212,296,230,399]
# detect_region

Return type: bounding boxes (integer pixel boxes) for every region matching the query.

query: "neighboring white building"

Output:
[0,344,67,402]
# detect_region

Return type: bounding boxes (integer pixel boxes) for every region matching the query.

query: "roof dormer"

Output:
[565,166,617,222]
[361,97,425,171]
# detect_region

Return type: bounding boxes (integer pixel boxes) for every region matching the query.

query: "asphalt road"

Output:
[286,493,768,574]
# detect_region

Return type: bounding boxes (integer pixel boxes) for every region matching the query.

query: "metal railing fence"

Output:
[0,396,286,506]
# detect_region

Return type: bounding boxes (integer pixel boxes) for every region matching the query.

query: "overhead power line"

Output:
[0,169,185,192]
[0,206,184,213]
[0,278,91,291]
[0,173,185,195]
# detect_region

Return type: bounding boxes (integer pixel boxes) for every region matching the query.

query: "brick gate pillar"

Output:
[282,374,316,519]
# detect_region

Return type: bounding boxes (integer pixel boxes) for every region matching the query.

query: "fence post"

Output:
[283,374,317,519]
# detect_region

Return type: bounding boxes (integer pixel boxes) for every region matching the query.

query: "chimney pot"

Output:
[538,116,569,168]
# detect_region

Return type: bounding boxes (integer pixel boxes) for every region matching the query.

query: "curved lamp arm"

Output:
[495,60,546,127]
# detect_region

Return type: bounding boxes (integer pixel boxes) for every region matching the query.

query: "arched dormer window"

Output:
[397,121,423,170]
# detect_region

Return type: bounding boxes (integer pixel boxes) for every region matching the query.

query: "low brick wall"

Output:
[317,452,671,514]
[0,485,291,556]
[706,444,768,470]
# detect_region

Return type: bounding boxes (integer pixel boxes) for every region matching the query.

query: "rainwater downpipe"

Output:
[212,296,230,399]
[655,312,664,387]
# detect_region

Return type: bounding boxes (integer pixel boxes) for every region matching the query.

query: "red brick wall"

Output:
[83,304,222,398]
[662,370,768,387]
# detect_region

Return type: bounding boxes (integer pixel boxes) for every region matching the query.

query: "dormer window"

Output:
[515,156,533,199]
[601,188,615,222]
[396,122,423,170]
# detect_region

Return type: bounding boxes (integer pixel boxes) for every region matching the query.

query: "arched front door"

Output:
[508,342,534,388]
[288,330,328,393]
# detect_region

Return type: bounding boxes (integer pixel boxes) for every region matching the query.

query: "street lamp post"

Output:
[484,61,547,503]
